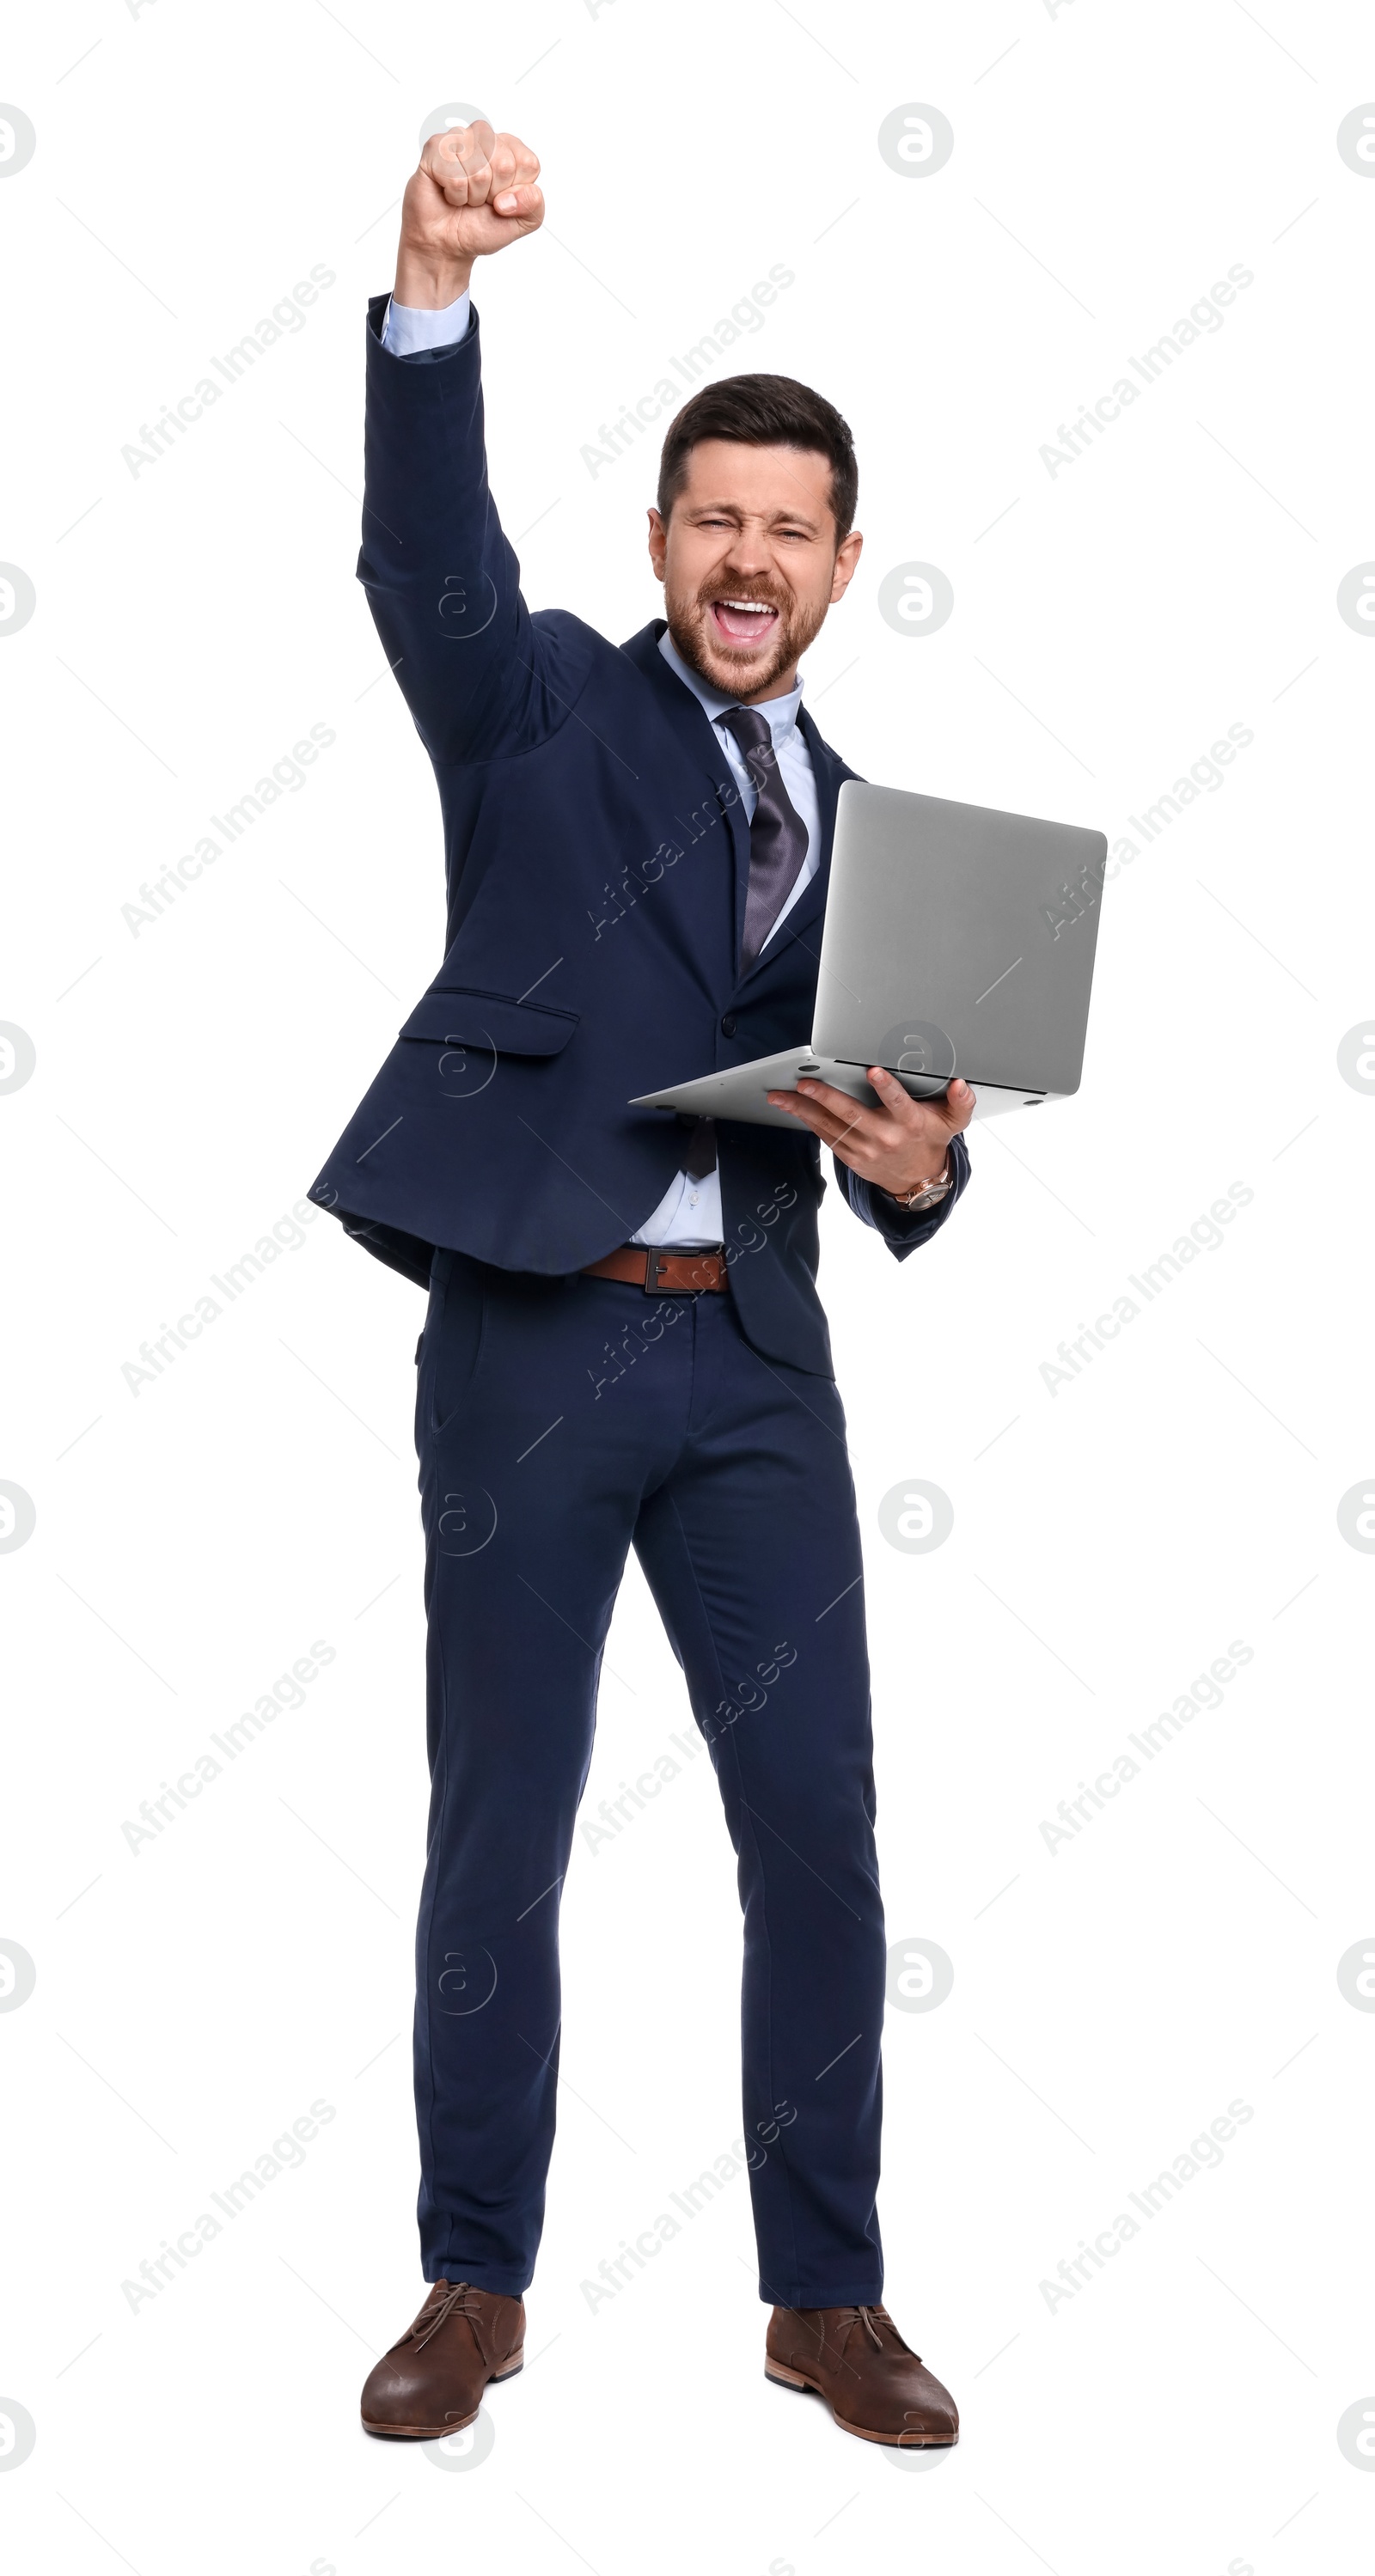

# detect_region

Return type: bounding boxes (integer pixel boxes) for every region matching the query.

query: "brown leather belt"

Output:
[581,1244,729,1293]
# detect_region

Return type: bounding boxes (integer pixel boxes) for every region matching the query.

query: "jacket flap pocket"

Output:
[399,985,578,1056]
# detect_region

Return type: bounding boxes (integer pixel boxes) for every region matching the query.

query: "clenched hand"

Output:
[395,122,543,308]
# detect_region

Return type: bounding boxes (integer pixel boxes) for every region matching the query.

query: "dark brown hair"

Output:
[656,373,859,542]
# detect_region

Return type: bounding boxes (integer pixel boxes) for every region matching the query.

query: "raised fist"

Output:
[395,123,543,305]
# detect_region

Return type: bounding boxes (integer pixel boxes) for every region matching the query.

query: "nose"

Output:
[719,524,774,581]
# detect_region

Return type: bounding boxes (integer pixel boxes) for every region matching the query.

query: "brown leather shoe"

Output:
[765,2304,959,2447]
[360,2280,526,2439]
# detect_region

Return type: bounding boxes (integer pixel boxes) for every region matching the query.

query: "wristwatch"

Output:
[887,1154,952,1212]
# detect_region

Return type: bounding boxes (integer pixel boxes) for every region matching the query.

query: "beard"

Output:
[663,574,828,701]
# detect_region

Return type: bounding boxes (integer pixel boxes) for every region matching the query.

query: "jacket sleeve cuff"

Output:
[835,1130,971,1259]
[365,289,482,369]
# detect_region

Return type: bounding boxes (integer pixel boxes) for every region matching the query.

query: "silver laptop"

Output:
[631,781,1107,1127]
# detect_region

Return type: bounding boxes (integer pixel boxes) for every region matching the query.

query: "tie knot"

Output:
[721,703,778,783]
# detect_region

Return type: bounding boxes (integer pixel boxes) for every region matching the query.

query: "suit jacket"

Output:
[308,296,969,1378]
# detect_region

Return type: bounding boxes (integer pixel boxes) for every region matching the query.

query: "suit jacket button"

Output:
[721,1013,737,1037]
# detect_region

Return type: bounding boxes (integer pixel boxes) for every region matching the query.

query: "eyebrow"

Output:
[686,500,824,531]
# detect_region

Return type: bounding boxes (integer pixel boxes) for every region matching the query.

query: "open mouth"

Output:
[709,595,781,647]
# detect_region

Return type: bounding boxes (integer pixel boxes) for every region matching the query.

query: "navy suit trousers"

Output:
[413,1250,887,2306]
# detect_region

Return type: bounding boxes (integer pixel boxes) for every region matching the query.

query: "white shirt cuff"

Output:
[380,290,472,357]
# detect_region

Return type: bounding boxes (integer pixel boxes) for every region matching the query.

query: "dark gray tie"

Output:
[675,705,810,1194]
[720,704,810,973]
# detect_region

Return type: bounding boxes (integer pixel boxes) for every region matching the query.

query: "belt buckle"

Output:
[645,1247,721,1293]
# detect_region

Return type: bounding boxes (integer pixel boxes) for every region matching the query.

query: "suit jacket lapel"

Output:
[620,620,753,962]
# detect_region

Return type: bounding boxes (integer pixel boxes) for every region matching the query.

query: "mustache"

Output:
[696,580,791,614]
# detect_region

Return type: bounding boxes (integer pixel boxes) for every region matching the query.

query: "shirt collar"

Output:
[657,625,804,745]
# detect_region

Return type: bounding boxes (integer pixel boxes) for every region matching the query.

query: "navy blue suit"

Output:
[309,297,968,1377]
[309,300,970,2304]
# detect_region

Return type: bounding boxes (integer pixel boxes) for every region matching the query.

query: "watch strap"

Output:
[889,1153,952,1211]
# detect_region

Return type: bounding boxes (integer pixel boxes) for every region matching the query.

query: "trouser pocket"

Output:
[419,1249,490,1438]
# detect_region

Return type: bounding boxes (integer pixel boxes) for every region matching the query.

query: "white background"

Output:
[3,2,1373,2569]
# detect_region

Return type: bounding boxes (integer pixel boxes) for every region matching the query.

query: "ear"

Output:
[828,528,863,605]
[646,505,668,583]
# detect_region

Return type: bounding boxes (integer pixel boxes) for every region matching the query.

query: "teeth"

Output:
[718,599,774,615]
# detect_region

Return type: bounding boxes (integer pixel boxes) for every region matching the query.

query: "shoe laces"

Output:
[843,2303,889,2353]
[809,2304,894,2380]
[408,2280,485,2354]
